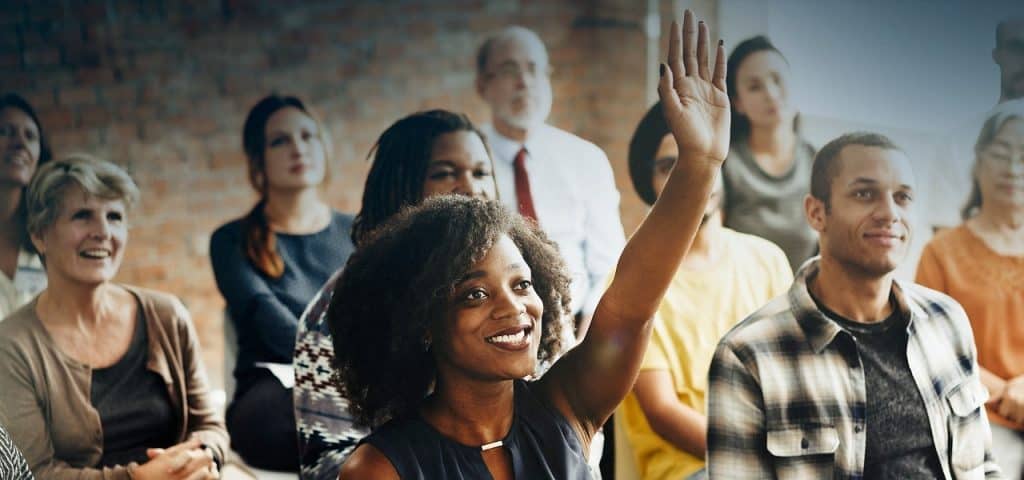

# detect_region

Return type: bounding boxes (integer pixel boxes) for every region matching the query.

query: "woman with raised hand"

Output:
[209,94,355,472]
[293,109,496,479]
[0,93,53,320]
[0,154,226,479]
[721,36,817,272]
[332,10,728,479]
[917,108,1024,477]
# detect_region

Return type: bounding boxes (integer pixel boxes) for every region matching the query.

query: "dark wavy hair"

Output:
[351,109,492,247]
[1,93,54,252]
[328,195,572,427]
[725,35,798,141]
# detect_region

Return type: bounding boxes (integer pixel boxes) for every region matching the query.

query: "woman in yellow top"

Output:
[916,108,1024,476]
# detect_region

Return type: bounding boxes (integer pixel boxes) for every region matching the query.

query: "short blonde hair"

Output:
[25,153,140,236]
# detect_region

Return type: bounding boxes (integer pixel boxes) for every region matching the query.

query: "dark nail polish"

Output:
[718,39,724,46]
[660,64,665,77]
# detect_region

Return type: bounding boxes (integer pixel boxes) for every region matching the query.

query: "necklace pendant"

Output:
[480,440,503,451]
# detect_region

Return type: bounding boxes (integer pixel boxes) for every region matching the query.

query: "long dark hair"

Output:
[725,36,798,141]
[240,94,328,278]
[351,109,493,247]
[961,110,1023,220]
[1,93,54,252]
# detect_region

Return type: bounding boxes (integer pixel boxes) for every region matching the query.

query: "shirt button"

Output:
[801,437,809,449]
[854,425,863,433]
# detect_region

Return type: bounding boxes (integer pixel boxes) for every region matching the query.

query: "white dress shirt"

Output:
[482,123,626,317]
[0,247,45,321]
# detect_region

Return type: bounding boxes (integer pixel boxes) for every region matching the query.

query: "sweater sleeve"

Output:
[0,339,133,480]
[209,222,299,362]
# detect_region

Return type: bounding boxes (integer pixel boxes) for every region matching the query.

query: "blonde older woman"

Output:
[917,108,1024,476]
[0,154,227,479]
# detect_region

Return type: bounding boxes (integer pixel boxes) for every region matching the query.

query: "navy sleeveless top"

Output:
[363,380,594,479]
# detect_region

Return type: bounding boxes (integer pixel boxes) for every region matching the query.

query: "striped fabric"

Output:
[293,268,369,480]
[0,424,32,479]
[707,258,1001,479]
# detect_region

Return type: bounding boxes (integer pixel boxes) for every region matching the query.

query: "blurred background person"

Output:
[0,93,52,320]
[722,35,817,272]
[475,25,625,335]
[917,108,1024,476]
[618,102,791,480]
[0,154,226,479]
[294,109,496,479]
[210,94,354,472]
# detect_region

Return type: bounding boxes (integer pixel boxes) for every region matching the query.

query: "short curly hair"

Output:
[327,195,572,427]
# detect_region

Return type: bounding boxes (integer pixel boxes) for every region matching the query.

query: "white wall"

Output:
[716,0,1024,278]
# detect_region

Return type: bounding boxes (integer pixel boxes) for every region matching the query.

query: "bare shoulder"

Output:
[338,444,400,480]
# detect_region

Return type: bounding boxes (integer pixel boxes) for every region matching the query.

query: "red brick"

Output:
[78,105,114,125]
[58,86,98,106]
[36,107,75,130]
[22,47,61,66]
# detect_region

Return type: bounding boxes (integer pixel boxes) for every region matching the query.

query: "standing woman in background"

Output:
[916,109,1024,477]
[210,94,355,472]
[0,93,52,320]
[722,36,817,272]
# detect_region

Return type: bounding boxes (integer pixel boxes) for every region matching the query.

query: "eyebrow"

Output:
[456,263,526,285]
[427,160,457,168]
[847,177,913,191]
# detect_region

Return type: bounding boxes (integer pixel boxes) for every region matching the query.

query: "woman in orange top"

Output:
[917,108,1024,476]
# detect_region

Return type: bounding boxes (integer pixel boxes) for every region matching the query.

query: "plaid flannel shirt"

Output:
[707,258,1000,479]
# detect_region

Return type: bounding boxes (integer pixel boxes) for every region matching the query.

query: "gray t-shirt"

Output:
[722,138,817,272]
[813,294,944,479]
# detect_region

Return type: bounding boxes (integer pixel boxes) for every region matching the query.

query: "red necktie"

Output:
[513,147,538,222]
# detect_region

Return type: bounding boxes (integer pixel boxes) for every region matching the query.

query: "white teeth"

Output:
[81,249,110,259]
[487,330,527,345]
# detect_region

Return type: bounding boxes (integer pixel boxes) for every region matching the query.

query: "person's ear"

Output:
[30,230,46,256]
[732,96,746,116]
[475,74,488,99]
[805,193,827,233]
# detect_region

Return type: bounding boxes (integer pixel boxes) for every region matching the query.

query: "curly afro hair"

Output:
[327,195,573,427]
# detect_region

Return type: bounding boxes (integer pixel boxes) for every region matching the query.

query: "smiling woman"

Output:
[0,154,227,479]
[0,93,53,320]
[330,10,729,479]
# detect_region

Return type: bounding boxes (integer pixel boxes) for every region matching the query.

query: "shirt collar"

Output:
[483,123,545,164]
[789,257,923,354]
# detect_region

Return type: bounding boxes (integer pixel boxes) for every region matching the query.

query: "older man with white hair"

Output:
[475,26,625,335]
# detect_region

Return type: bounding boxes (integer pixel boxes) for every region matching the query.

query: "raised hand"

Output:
[659,10,729,167]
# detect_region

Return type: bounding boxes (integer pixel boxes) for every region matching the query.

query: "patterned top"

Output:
[0,423,32,479]
[707,258,1001,479]
[293,269,368,480]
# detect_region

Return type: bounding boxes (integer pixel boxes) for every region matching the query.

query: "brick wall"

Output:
[2,0,682,387]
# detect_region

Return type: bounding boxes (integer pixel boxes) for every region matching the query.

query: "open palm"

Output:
[659,11,730,166]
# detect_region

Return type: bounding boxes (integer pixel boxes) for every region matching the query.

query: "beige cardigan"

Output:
[0,285,228,479]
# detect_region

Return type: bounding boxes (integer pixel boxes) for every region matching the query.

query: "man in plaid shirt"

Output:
[707,132,1001,479]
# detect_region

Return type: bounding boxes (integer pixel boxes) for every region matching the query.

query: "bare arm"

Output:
[542,10,730,436]
[633,370,707,457]
[337,444,399,480]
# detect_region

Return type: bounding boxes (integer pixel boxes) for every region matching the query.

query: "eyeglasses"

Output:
[486,62,552,81]
[980,147,1024,168]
